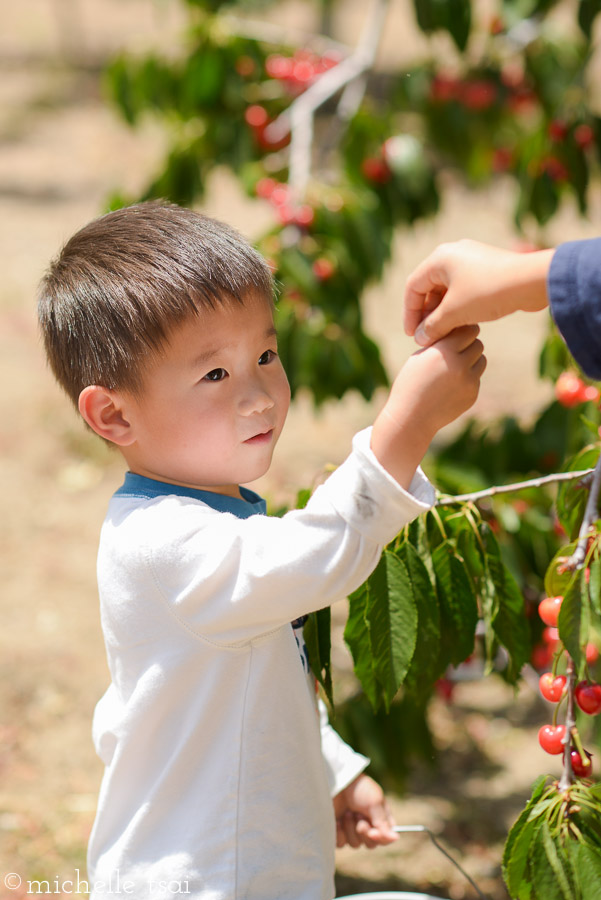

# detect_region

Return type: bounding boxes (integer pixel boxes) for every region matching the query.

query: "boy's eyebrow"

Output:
[190,325,278,368]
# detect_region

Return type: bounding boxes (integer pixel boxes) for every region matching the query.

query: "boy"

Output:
[38,201,485,900]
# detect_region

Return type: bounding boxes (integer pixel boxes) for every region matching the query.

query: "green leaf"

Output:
[345,582,380,710]
[541,821,577,900]
[432,541,478,667]
[558,571,590,674]
[365,550,419,711]
[446,0,472,50]
[574,841,601,898]
[578,0,601,38]
[545,542,579,598]
[482,527,530,679]
[556,448,599,539]
[303,607,333,707]
[397,541,442,696]
[588,555,601,616]
[503,777,551,897]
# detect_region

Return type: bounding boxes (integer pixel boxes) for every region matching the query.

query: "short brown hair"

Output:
[38,201,274,407]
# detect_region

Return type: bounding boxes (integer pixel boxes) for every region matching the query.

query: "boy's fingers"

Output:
[433,324,480,353]
[460,337,484,366]
[472,354,488,377]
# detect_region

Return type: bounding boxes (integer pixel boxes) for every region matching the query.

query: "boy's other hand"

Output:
[371,326,486,488]
[333,773,398,849]
[402,239,553,347]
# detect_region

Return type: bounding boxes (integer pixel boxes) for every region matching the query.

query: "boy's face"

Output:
[119,293,291,497]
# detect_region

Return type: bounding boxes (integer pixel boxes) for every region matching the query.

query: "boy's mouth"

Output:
[244,429,274,445]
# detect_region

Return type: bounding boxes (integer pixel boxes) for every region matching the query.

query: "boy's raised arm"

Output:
[370,325,486,489]
[403,239,554,347]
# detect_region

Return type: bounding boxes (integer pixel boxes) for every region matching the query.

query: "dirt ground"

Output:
[1,2,601,898]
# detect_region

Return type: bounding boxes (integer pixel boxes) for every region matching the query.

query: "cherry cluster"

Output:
[264,48,341,95]
[536,595,599,778]
[555,370,600,408]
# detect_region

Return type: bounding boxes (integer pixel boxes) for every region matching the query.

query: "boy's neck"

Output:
[126,464,243,500]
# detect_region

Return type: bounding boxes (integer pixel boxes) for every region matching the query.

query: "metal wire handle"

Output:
[393,826,488,900]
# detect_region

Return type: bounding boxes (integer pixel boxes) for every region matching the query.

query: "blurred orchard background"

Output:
[2,0,601,897]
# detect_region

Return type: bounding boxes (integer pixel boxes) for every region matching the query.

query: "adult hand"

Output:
[403,239,554,347]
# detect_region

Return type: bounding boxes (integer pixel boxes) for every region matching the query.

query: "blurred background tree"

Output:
[104,0,601,402]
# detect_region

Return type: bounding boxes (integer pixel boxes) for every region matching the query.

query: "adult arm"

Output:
[548,238,601,379]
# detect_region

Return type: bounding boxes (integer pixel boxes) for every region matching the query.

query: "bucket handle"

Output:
[393,826,488,900]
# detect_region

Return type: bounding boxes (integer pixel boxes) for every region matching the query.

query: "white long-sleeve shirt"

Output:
[87,428,435,900]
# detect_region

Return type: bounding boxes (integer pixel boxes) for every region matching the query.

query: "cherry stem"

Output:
[558,655,576,792]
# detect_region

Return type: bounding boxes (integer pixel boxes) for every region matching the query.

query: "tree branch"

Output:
[563,452,601,570]
[436,468,594,507]
[264,0,391,199]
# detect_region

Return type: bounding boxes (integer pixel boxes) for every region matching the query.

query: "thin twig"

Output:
[564,452,601,569]
[394,826,488,899]
[264,0,390,199]
[436,468,594,506]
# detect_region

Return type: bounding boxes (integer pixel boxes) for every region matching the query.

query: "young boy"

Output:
[38,201,485,900]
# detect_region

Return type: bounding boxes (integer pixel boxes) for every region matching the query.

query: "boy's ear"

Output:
[78,386,136,446]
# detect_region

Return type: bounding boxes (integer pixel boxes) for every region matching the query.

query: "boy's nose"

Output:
[239,383,275,416]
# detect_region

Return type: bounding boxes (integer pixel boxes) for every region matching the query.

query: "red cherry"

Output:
[492,147,513,172]
[255,177,277,199]
[539,673,567,703]
[531,643,554,670]
[244,105,269,129]
[539,596,563,627]
[538,724,566,755]
[543,626,560,647]
[574,124,595,150]
[586,643,599,664]
[292,59,316,85]
[548,119,568,142]
[235,56,256,78]
[460,80,497,111]
[581,384,600,402]
[265,54,293,80]
[269,184,291,207]
[429,74,460,103]
[435,677,455,702]
[312,257,335,281]
[555,371,586,407]
[571,749,593,777]
[575,681,601,715]
[361,157,392,184]
[541,156,569,182]
[292,205,315,228]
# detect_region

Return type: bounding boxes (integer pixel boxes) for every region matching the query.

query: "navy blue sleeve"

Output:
[548,238,601,379]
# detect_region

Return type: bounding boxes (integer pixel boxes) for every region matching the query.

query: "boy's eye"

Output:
[203,367,228,382]
[259,349,276,365]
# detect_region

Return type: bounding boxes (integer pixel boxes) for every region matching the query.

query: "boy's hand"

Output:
[371,325,486,488]
[333,773,398,849]
[403,239,554,347]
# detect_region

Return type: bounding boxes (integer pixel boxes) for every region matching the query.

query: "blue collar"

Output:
[114,472,266,519]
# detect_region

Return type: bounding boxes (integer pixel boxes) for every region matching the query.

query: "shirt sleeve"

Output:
[318,699,369,797]
[144,427,436,644]
[548,238,601,379]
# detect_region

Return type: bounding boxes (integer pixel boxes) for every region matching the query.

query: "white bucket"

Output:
[337,893,452,899]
